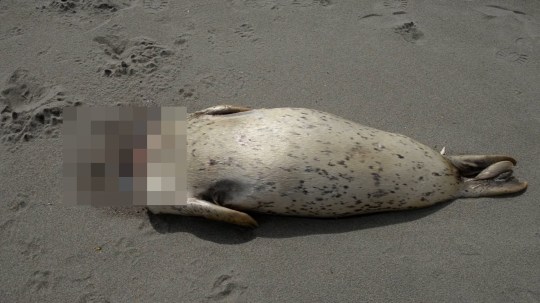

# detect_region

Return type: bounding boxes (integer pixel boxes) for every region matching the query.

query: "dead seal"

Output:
[147,105,528,227]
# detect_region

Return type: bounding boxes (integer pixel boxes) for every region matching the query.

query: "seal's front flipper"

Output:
[447,155,517,177]
[147,198,258,228]
[190,105,252,118]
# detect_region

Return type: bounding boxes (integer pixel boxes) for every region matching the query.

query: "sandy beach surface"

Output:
[1,0,539,302]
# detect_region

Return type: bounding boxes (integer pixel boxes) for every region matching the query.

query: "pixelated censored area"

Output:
[62,107,188,207]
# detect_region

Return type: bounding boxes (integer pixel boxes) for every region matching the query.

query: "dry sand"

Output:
[1,0,539,302]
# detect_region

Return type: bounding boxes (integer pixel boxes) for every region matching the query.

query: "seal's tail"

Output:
[446,155,528,198]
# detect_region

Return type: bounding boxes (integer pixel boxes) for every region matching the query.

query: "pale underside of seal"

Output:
[147,105,528,228]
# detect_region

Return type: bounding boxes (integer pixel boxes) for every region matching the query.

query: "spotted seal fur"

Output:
[147,105,528,227]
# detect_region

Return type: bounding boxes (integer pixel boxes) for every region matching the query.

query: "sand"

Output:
[1,0,539,302]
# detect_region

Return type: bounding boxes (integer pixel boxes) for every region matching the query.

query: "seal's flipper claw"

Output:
[147,198,258,228]
[190,105,252,118]
[447,155,517,177]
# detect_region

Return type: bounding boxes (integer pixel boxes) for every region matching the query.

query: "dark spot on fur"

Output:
[371,173,381,186]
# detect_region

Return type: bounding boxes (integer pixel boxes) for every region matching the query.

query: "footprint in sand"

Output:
[394,21,424,43]
[383,0,408,10]
[8,192,31,212]
[143,0,170,12]
[178,84,198,101]
[496,37,533,65]
[207,272,247,302]
[370,0,407,14]
[44,0,135,14]
[93,35,175,77]
[174,33,191,50]
[0,69,82,144]
[227,0,277,12]
[19,236,44,261]
[26,270,54,294]
[234,23,265,45]
[361,0,418,41]
[112,237,142,265]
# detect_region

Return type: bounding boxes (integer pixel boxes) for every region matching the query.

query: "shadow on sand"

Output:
[147,200,457,244]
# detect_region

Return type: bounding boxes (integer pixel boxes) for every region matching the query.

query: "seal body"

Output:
[147,105,527,227]
[189,107,461,217]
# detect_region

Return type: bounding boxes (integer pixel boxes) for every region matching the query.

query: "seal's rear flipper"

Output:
[190,105,252,118]
[147,198,258,228]
[447,155,517,177]
[460,177,528,198]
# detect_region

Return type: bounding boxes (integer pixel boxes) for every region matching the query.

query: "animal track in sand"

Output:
[227,0,276,10]
[19,236,44,261]
[178,85,197,100]
[496,49,528,64]
[234,23,259,43]
[111,237,141,265]
[0,69,83,144]
[314,0,332,7]
[0,26,24,41]
[93,35,175,77]
[42,0,135,14]
[142,0,169,11]
[495,37,533,66]
[174,33,191,50]
[8,192,30,212]
[383,0,407,10]
[207,272,247,302]
[26,270,54,294]
[361,0,409,28]
[291,0,332,8]
[394,21,424,43]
